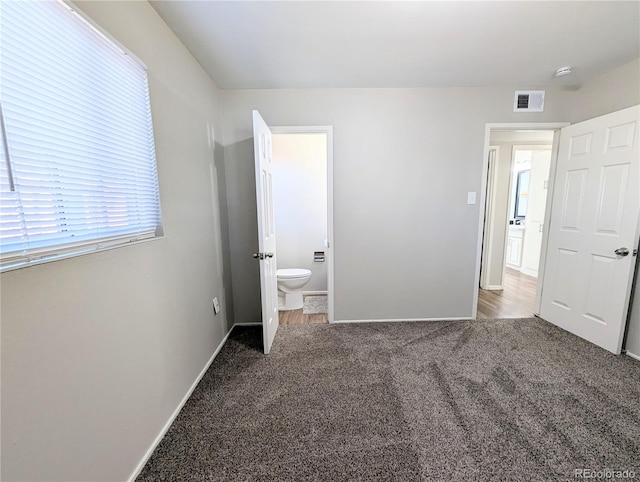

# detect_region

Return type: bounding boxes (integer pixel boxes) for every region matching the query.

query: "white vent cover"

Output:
[514,90,545,112]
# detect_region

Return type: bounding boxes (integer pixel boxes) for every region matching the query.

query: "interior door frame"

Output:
[480,146,500,289]
[473,122,569,319]
[270,125,335,323]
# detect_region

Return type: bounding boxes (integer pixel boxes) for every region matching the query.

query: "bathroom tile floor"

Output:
[279,295,328,325]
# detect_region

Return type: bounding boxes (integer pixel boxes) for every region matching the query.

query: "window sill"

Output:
[1,234,166,274]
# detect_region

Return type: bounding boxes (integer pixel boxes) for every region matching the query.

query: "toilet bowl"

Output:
[277,268,312,311]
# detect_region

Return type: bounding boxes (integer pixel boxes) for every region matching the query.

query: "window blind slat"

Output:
[3,109,153,160]
[0,1,162,270]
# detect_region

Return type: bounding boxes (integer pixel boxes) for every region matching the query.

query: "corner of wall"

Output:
[571,58,640,123]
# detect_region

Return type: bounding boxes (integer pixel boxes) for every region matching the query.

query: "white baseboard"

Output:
[303,290,328,296]
[520,267,539,278]
[127,327,234,482]
[482,284,504,291]
[233,322,262,326]
[625,350,640,361]
[332,317,473,324]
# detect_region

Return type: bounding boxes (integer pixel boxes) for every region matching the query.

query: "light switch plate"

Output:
[467,192,477,205]
[213,297,220,314]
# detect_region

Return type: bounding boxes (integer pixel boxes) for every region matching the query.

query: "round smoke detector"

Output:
[555,66,572,77]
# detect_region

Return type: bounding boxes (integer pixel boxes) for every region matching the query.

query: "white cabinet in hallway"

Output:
[506,227,524,268]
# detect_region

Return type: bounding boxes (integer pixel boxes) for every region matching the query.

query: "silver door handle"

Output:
[614,247,629,257]
[265,253,274,258]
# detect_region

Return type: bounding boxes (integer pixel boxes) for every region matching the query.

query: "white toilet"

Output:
[276,268,312,311]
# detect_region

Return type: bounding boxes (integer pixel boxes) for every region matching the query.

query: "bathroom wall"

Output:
[1,2,233,481]
[272,133,328,292]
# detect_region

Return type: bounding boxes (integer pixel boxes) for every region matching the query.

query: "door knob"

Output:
[614,247,629,257]
[265,253,274,258]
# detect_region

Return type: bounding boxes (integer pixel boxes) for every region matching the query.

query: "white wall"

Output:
[572,58,640,123]
[272,133,328,292]
[0,2,232,481]
[220,87,575,322]
[520,149,551,278]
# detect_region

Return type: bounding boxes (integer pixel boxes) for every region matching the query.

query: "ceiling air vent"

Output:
[514,90,545,112]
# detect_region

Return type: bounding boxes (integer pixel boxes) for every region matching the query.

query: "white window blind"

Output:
[0,1,162,270]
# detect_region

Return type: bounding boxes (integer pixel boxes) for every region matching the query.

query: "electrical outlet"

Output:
[213,297,220,314]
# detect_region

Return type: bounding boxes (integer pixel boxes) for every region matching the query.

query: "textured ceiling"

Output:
[150,1,640,89]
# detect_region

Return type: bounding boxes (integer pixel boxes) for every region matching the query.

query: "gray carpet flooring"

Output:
[137,318,640,481]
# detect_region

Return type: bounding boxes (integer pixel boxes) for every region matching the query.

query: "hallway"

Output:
[477,268,537,319]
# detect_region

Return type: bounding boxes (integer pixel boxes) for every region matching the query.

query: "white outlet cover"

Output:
[213,297,220,314]
[467,192,477,205]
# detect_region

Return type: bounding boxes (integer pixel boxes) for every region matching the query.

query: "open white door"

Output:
[252,110,279,354]
[540,105,640,354]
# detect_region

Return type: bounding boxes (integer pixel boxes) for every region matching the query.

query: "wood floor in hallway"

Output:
[477,268,538,319]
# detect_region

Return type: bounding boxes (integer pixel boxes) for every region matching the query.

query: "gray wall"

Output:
[628,251,640,358]
[572,58,640,123]
[570,58,640,356]
[0,2,233,481]
[220,87,575,322]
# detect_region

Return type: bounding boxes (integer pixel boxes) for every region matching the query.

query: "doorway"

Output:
[474,109,640,356]
[475,125,567,319]
[271,126,334,324]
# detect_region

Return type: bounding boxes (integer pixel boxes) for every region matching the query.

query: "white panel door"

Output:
[540,105,640,354]
[252,110,279,354]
